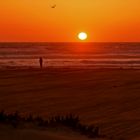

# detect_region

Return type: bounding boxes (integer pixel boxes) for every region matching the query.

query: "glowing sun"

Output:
[78,32,87,41]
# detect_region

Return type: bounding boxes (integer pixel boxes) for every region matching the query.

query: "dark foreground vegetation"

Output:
[0,110,105,139]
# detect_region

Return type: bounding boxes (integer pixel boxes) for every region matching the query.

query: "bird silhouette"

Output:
[51,4,56,8]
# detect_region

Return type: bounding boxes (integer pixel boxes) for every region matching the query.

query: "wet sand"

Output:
[0,68,140,139]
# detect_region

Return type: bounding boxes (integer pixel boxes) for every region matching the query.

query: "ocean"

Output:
[0,42,140,69]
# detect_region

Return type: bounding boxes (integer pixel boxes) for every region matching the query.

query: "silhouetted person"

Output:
[39,57,43,68]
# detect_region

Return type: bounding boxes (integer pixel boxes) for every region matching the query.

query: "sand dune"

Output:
[0,68,140,139]
[0,123,106,140]
[0,126,87,140]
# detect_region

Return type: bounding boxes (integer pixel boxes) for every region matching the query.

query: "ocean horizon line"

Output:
[0,41,140,44]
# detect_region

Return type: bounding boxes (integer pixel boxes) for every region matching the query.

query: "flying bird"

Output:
[51,4,56,8]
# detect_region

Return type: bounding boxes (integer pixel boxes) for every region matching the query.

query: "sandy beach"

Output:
[0,68,140,140]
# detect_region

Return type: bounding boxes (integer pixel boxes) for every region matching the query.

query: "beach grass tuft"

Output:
[0,110,103,138]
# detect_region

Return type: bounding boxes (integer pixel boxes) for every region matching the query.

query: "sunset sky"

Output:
[0,0,140,42]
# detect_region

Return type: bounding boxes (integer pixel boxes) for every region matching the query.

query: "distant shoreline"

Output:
[0,65,140,71]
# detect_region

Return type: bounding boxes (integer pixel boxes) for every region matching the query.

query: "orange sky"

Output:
[0,0,140,42]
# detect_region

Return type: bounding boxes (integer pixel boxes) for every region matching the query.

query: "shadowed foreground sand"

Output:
[0,124,105,140]
[0,68,140,140]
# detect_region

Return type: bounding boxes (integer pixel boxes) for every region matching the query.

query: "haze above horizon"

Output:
[0,0,140,42]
